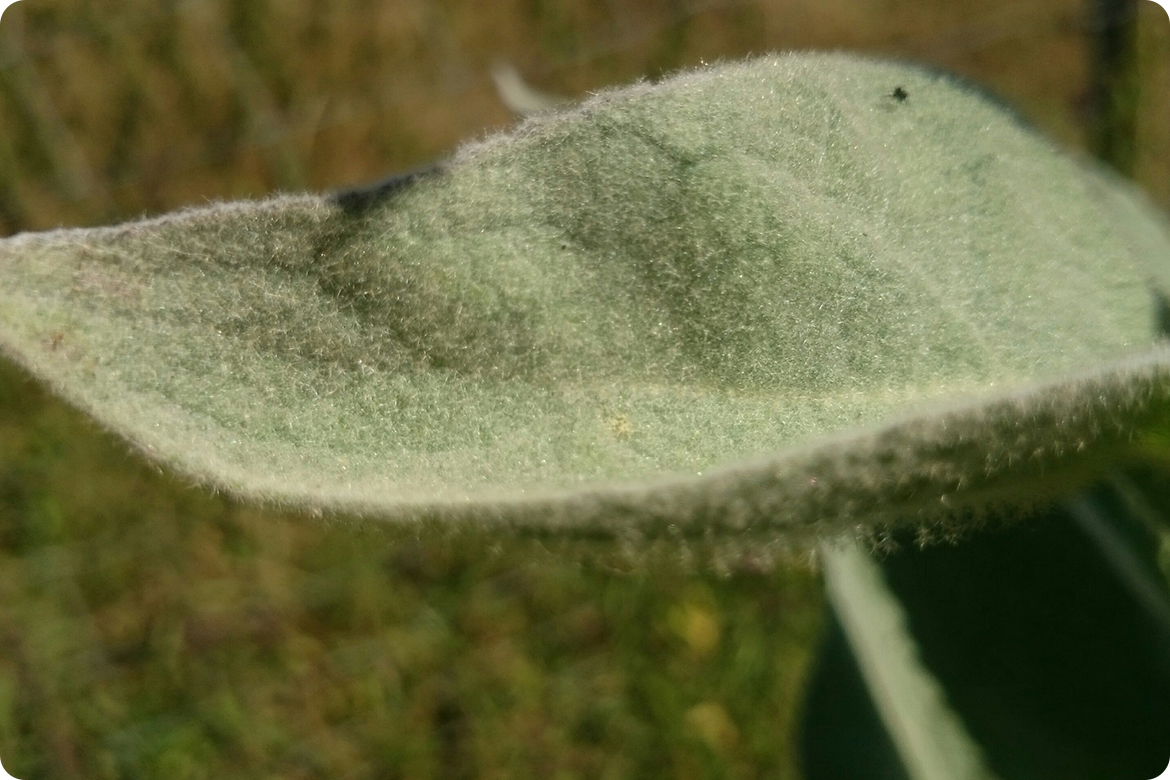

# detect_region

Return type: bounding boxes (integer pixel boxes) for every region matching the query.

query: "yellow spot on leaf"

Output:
[606,413,632,440]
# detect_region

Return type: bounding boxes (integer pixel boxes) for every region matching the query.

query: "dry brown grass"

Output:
[0,0,1165,235]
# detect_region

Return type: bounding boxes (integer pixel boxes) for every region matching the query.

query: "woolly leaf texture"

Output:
[2,52,1170,540]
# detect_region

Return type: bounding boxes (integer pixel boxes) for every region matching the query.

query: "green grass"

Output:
[0,356,824,779]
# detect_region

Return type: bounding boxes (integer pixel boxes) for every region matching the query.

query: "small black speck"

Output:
[890,86,908,102]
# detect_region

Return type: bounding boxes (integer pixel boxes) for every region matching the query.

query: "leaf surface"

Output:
[2,53,1169,535]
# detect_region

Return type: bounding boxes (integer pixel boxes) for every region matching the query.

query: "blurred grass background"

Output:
[0,1,1168,778]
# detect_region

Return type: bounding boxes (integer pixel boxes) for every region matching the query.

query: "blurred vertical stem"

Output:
[0,110,28,231]
[1089,0,1140,174]
[219,32,307,191]
[0,13,99,203]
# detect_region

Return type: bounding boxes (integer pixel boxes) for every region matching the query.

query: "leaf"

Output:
[822,543,998,780]
[1,53,1169,536]
[812,475,1170,779]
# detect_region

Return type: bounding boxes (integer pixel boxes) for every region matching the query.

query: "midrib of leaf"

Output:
[822,543,999,780]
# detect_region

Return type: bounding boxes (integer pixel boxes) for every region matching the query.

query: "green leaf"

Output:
[1,53,1169,536]
[822,543,998,780]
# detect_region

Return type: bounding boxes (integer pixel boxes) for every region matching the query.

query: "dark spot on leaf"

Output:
[330,163,444,216]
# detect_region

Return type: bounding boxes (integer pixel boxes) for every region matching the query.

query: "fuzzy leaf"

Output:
[1,53,1170,536]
